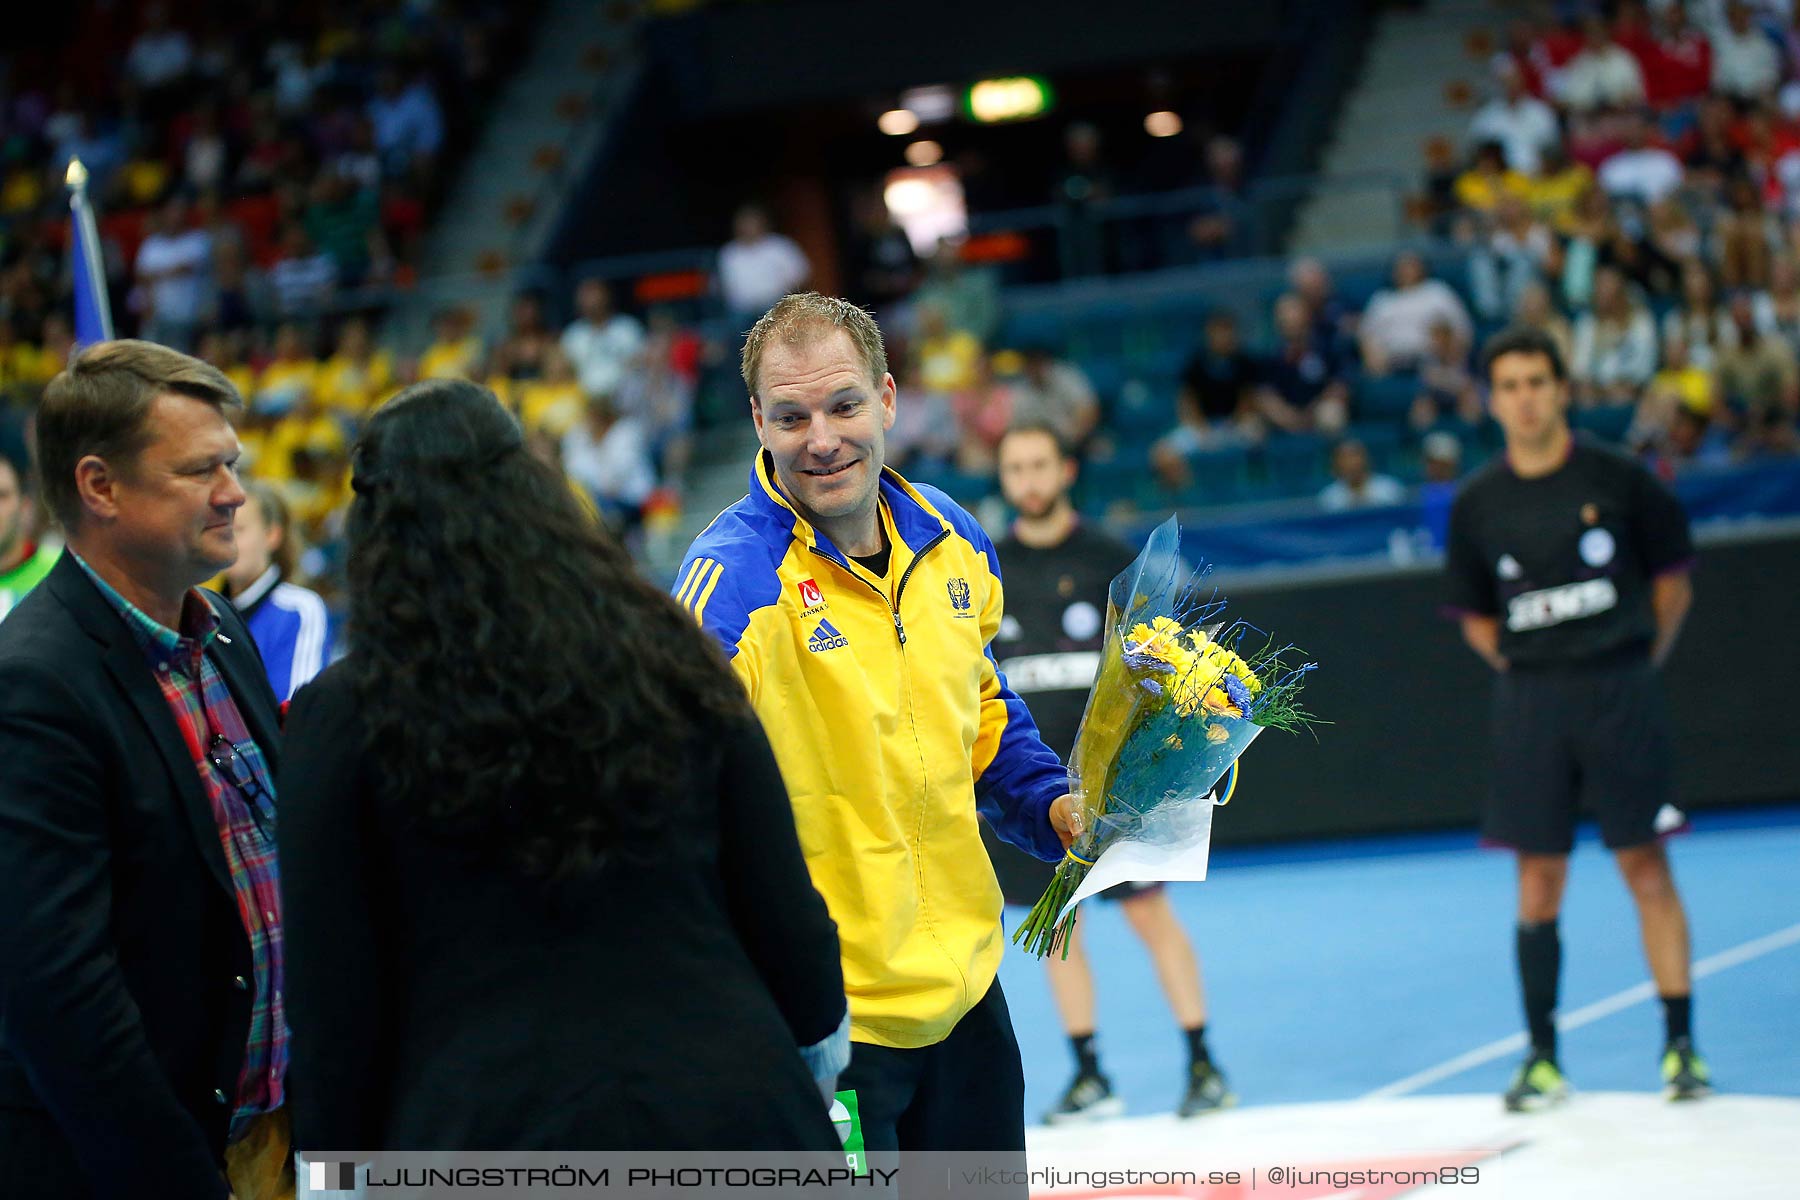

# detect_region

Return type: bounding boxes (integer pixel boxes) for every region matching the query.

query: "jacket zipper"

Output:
[812,528,949,645]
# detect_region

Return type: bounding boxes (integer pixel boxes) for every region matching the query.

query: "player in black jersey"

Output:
[985,423,1234,1123]
[1447,327,1709,1112]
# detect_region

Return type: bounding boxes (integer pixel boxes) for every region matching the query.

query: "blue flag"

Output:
[67,159,113,347]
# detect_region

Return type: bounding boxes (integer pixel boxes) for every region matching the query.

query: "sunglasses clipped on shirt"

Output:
[204,721,276,838]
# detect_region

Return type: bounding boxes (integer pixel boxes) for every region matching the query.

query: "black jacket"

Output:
[0,553,282,1199]
[278,661,845,1152]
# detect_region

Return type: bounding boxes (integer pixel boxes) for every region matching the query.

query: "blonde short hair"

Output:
[740,293,888,398]
[38,339,243,529]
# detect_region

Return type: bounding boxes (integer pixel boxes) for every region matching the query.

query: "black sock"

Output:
[1184,1024,1210,1068]
[1662,994,1692,1044]
[1516,920,1561,1060]
[1070,1033,1100,1076]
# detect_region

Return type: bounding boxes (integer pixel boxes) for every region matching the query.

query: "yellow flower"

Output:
[1170,657,1227,717]
[1205,723,1232,743]
[1126,616,1188,667]
[1201,687,1242,718]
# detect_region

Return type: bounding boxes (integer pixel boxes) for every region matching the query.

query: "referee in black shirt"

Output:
[1446,326,1709,1111]
[984,422,1234,1123]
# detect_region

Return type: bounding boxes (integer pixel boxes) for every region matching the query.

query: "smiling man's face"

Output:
[751,327,896,542]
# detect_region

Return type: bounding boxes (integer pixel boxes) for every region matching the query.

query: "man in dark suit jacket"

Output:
[0,340,289,1199]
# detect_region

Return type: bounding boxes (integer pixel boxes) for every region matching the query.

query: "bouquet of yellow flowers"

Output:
[1012,517,1317,959]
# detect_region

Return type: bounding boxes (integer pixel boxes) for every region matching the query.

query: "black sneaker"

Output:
[1177,1060,1236,1118]
[1502,1052,1570,1113]
[1661,1037,1712,1101]
[1043,1070,1124,1124]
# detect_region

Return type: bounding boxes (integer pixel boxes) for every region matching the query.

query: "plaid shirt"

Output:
[71,553,286,1139]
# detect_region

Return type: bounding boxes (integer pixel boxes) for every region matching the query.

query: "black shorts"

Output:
[1486,654,1680,855]
[982,824,1166,907]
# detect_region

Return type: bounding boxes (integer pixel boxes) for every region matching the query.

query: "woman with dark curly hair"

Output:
[276,378,847,1152]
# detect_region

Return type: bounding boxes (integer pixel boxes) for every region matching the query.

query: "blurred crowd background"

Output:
[4,0,1800,605]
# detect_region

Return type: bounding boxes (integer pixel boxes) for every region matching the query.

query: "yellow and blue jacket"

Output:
[674,453,1066,1049]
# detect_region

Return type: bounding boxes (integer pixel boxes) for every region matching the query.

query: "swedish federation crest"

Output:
[946,577,973,615]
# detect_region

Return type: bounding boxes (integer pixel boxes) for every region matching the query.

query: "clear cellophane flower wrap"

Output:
[1011,517,1317,960]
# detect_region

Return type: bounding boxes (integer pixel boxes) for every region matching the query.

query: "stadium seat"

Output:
[1149,445,1253,508]
[1260,434,1330,499]
[1354,372,1422,420]
[1572,404,1635,444]
[1347,422,1404,475]
[1106,379,1175,441]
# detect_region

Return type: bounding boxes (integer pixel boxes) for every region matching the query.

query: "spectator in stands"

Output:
[951,355,1017,474]
[303,171,389,288]
[1422,430,1463,485]
[1572,265,1659,405]
[1470,194,1555,322]
[1495,19,1550,100]
[268,223,337,320]
[1289,256,1355,356]
[1753,253,1800,354]
[1717,175,1777,290]
[1664,262,1737,371]
[1736,395,1800,457]
[1717,291,1800,415]
[1711,0,1782,101]
[37,316,74,379]
[1410,317,1486,434]
[845,189,920,311]
[1597,110,1686,208]
[1680,94,1744,192]
[1633,329,1717,450]
[1010,346,1101,451]
[126,2,193,95]
[1557,16,1647,113]
[617,309,702,487]
[1257,293,1349,437]
[493,292,555,381]
[1455,142,1531,216]
[914,238,1001,344]
[203,225,260,335]
[1054,122,1116,276]
[317,318,396,416]
[914,301,984,399]
[197,329,254,401]
[182,103,230,194]
[1418,429,1463,550]
[1152,310,1261,488]
[561,278,645,401]
[134,194,213,353]
[1186,136,1247,260]
[514,347,585,437]
[1641,3,1714,110]
[1512,279,1576,368]
[717,204,810,329]
[420,307,485,380]
[1659,403,1737,472]
[1527,140,1595,234]
[366,67,446,181]
[1359,251,1473,376]
[255,322,321,419]
[1647,195,1703,267]
[561,392,656,530]
[1471,59,1563,175]
[1318,438,1405,511]
[1420,135,1464,239]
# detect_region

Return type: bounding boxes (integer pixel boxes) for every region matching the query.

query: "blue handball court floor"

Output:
[999,802,1800,1121]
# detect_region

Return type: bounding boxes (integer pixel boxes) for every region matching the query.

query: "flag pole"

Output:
[66,158,114,344]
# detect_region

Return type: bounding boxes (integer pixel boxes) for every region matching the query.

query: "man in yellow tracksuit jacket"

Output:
[675,294,1078,1157]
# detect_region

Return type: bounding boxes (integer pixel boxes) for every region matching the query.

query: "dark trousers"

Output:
[840,979,1026,1153]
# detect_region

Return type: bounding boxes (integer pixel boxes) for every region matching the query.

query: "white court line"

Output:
[1363,920,1800,1100]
